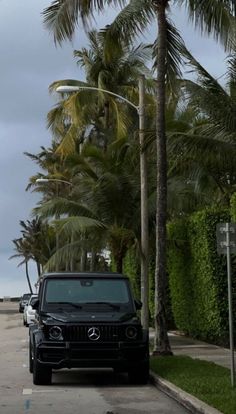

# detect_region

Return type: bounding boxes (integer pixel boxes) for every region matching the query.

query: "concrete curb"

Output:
[150,371,223,414]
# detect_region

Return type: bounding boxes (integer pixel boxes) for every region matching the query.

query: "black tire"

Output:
[33,348,52,385]
[29,340,33,373]
[23,318,26,326]
[128,361,149,385]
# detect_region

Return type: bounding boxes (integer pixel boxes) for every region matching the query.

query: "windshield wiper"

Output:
[47,302,82,309]
[84,301,120,310]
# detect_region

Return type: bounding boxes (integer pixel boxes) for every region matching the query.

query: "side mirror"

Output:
[32,299,39,310]
[134,299,142,311]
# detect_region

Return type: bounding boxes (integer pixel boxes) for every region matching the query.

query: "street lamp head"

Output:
[35,178,72,186]
[36,178,50,184]
[56,85,81,93]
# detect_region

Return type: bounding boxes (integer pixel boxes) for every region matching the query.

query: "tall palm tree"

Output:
[43,0,236,354]
[9,238,33,294]
[48,30,153,156]
[10,218,55,279]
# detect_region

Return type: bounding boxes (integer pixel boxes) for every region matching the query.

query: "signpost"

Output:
[216,222,236,387]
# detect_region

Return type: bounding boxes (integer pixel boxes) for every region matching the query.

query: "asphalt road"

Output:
[0,302,190,414]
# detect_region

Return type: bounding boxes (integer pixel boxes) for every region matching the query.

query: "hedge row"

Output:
[168,208,233,344]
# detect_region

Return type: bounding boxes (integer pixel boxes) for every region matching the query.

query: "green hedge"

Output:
[123,247,140,300]
[168,208,231,344]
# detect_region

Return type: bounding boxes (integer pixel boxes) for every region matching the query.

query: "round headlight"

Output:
[125,326,138,339]
[49,326,63,340]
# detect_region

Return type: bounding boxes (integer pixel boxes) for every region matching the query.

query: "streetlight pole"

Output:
[56,80,149,329]
[139,75,149,329]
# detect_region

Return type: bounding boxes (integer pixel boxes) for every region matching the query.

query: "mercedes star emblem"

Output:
[87,327,100,341]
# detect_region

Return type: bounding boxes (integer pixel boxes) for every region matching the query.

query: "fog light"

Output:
[125,326,137,339]
[49,326,63,340]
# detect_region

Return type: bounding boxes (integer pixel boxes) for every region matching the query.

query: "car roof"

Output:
[40,272,128,280]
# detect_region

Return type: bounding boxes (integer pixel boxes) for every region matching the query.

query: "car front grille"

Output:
[65,325,120,342]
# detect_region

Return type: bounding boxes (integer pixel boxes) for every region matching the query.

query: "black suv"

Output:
[29,272,149,385]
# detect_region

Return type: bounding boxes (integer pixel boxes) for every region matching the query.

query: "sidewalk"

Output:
[169,331,234,370]
[149,329,234,369]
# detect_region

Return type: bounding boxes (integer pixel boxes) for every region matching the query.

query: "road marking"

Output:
[22,364,27,368]
[22,389,32,395]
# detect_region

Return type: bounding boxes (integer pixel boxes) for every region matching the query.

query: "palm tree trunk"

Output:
[116,256,123,274]
[90,250,96,271]
[153,0,172,355]
[80,249,87,271]
[25,261,33,294]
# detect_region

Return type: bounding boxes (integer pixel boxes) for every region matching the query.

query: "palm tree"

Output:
[42,0,236,354]
[35,139,150,274]
[10,218,55,280]
[9,238,33,294]
[47,30,153,156]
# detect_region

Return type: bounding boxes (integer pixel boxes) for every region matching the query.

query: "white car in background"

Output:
[23,294,38,326]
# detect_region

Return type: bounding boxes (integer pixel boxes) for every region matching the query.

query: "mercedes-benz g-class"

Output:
[29,272,149,385]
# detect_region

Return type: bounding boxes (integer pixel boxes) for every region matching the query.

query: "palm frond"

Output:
[101,0,154,60]
[56,216,105,237]
[43,0,126,44]
[33,198,98,220]
[182,51,236,135]
[177,0,236,50]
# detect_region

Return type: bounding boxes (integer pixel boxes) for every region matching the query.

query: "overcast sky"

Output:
[0,1,227,297]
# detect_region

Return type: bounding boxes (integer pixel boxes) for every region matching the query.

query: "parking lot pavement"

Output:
[0,302,190,414]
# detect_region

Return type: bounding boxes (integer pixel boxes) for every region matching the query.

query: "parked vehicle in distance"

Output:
[23,295,38,326]
[19,293,32,313]
[29,272,149,386]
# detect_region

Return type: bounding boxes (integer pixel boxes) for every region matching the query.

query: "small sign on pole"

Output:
[216,222,236,387]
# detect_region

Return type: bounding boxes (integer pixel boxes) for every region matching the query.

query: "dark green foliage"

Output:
[148,248,155,321]
[168,208,231,344]
[123,247,140,300]
[230,193,236,221]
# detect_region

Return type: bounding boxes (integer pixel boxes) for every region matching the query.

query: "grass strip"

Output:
[150,356,236,414]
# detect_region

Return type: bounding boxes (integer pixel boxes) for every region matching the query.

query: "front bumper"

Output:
[36,340,149,370]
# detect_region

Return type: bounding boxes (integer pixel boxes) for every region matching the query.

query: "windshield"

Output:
[43,278,131,310]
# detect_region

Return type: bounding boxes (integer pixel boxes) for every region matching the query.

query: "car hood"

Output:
[42,310,137,324]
